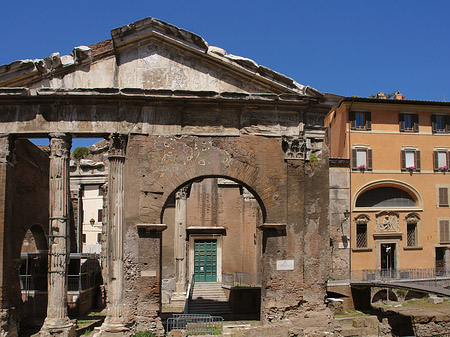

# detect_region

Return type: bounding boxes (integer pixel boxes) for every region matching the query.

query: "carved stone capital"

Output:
[108,133,127,158]
[0,135,14,164]
[49,133,71,159]
[354,214,370,225]
[175,185,190,200]
[405,212,420,224]
[282,136,305,160]
[375,211,400,232]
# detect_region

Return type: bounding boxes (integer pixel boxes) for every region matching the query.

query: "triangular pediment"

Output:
[0,18,323,98]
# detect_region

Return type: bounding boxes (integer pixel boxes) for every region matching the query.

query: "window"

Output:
[432,115,450,133]
[439,220,450,244]
[401,149,421,172]
[356,224,368,248]
[351,148,373,170]
[407,223,417,247]
[82,234,86,243]
[98,209,103,223]
[97,233,102,243]
[439,187,449,207]
[350,111,371,130]
[399,113,418,132]
[433,150,449,171]
[356,187,415,208]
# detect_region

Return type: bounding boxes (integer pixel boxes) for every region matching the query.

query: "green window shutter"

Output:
[401,150,406,171]
[415,151,421,171]
[439,188,449,207]
[399,113,405,131]
[349,111,356,130]
[365,111,372,130]
[413,114,419,132]
[367,149,373,170]
[433,151,439,171]
[432,114,437,133]
[352,149,357,169]
[440,220,450,243]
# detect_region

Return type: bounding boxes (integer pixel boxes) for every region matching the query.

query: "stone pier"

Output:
[40,133,75,337]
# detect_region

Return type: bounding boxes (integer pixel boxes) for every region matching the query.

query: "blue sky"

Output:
[1,1,449,147]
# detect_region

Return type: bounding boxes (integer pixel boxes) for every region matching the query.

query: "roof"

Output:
[338,96,450,108]
[0,17,325,99]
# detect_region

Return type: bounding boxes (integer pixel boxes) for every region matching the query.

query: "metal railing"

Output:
[351,268,450,283]
[184,274,195,314]
[20,275,47,291]
[222,272,261,287]
[166,314,223,335]
[21,272,99,292]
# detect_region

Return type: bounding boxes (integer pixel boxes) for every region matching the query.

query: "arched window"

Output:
[356,187,415,208]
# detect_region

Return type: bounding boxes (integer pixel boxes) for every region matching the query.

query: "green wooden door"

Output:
[194,240,217,282]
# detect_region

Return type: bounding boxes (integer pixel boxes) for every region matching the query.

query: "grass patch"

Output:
[83,328,92,336]
[335,309,371,318]
[132,331,156,337]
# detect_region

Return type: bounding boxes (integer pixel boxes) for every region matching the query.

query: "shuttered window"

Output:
[440,220,450,244]
[407,223,417,247]
[399,113,419,132]
[98,209,103,222]
[432,115,450,133]
[439,188,449,207]
[350,111,371,130]
[401,150,421,171]
[433,151,449,171]
[351,148,373,170]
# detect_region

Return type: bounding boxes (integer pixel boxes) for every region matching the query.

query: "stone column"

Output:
[172,186,189,302]
[444,248,450,275]
[40,133,75,337]
[0,135,19,337]
[97,134,128,334]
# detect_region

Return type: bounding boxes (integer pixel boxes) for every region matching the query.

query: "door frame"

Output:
[376,239,399,271]
[189,234,222,283]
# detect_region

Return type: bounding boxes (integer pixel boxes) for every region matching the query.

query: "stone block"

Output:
[429,296,444,304]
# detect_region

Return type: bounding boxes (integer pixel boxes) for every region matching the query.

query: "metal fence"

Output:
[21,272,100,292]
[166,314,223,335]
[351,268,450,282]
[222,272,261,287]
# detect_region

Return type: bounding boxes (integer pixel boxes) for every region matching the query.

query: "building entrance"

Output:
[381,243,396,277]
[194,240,217,282]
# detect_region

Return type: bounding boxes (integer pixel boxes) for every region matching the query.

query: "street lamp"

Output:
[386,246,391,304]
[90,218,95,226]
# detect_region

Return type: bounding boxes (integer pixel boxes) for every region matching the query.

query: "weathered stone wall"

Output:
[0,138,49,335]
[121,132,331,331]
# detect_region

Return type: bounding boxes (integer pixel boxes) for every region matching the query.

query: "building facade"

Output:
[0,17,333,336]
[326,96,450,280]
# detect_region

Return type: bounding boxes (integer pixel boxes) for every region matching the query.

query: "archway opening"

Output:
[160,176,264,321]
[19,225,48,327]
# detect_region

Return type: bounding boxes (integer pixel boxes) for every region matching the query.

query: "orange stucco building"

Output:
[326,96,450,278]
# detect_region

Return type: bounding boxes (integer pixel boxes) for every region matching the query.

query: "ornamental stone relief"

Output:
[354,214,370,225]
[405,212,420,225]
[374,211,400,232]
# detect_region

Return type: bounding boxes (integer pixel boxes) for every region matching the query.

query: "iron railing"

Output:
[166,314,223,335]
[222,272,261,287]
[21,272,100,292]
[351,268,450,282]
[184,274,195,314]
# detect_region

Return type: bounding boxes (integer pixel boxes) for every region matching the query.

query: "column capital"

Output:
[108,133,127,158]
[49,133,71,158]
[0,134,15,164]
[175,185,190,200]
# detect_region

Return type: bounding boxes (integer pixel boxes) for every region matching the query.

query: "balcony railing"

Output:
[351,268,450,283]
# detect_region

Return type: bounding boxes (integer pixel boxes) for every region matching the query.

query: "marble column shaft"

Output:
[40,133,75,336]
[174,187,188,294]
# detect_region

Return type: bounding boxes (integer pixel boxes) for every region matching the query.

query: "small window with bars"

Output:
[440,220,450,244]
[407,223,417,247]
[439,187,449,207]
[356,224,368,248]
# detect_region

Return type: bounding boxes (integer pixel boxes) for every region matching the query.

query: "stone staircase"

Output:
[189,282,232,315]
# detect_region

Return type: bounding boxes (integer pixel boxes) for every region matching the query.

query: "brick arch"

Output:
[145,140,282,225]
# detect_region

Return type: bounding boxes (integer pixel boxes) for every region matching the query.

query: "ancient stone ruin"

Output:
[0,18,334,335]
